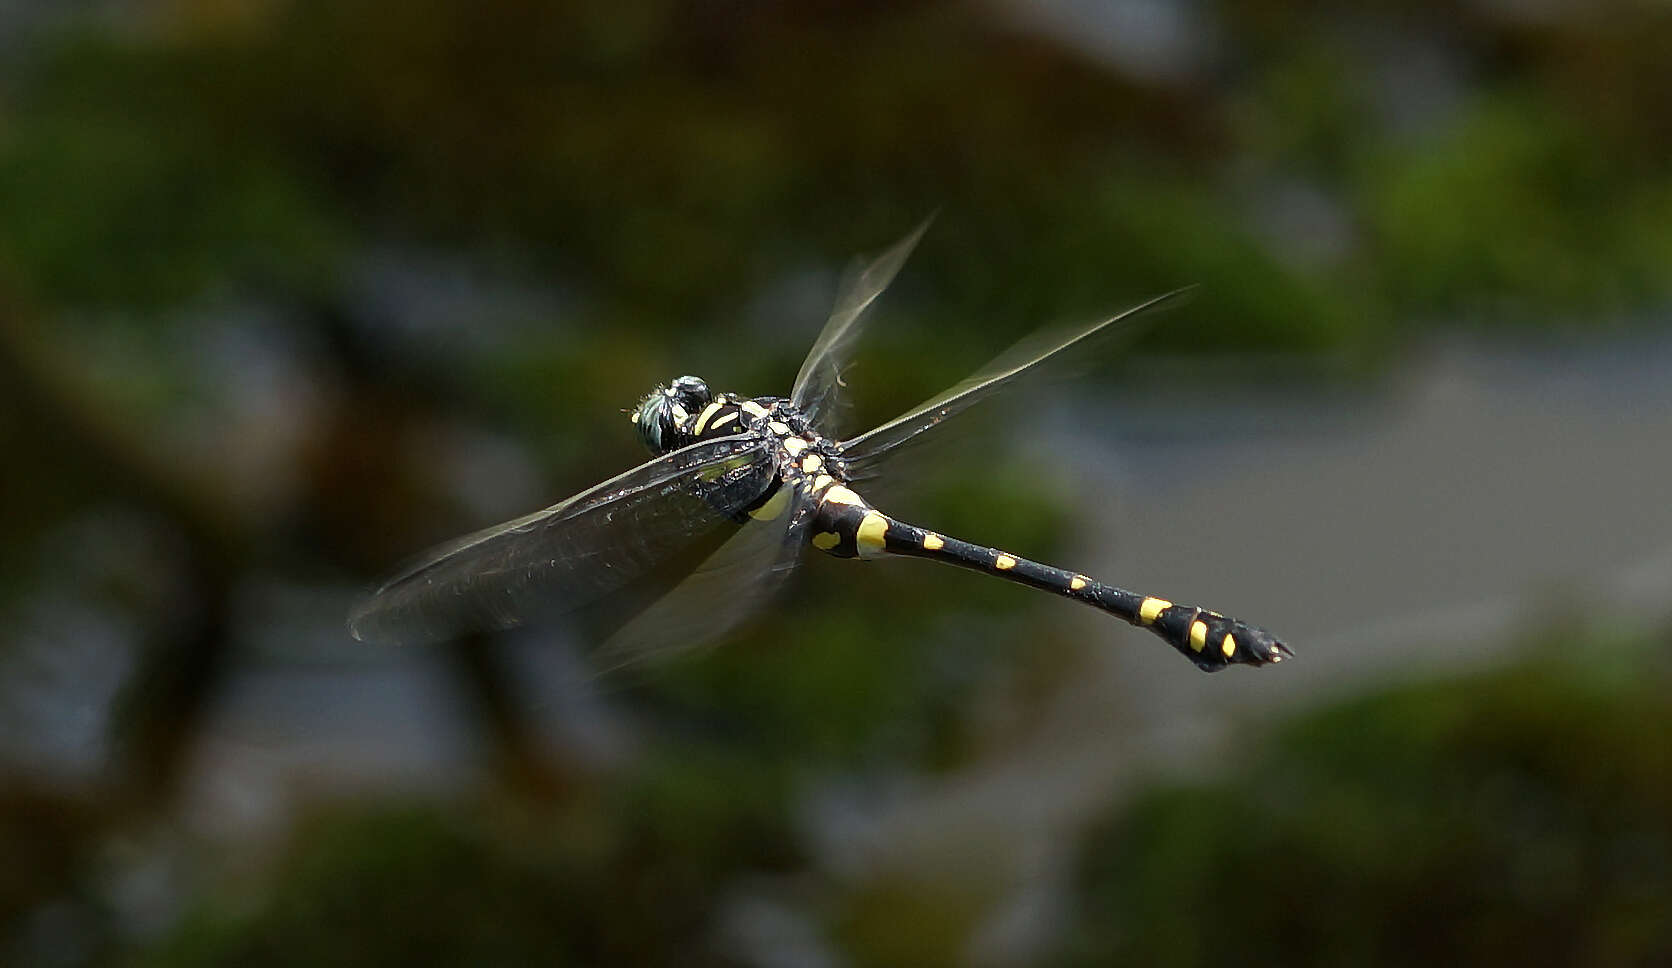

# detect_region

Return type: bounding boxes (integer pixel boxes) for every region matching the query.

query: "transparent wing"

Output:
[790,217,933,433]
[594,482,817,670]
[839,288,1192,473]
[348,435,775,646]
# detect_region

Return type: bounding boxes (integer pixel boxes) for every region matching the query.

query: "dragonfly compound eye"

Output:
[634,388,676,454]
[635,377,712,454]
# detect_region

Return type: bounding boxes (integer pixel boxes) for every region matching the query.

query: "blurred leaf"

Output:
[1061,632,1672,966]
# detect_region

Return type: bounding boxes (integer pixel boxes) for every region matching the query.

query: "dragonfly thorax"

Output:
[635,377,837,468]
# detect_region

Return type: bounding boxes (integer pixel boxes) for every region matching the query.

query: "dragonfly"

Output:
[348,224,1291,673]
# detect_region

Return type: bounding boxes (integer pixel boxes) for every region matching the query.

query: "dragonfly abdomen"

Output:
[810,491,1291,671]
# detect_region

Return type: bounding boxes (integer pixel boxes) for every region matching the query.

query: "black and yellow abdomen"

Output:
[801,481,1290,671]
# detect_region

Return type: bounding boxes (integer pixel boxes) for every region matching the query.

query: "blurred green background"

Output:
[3,1,1670,965]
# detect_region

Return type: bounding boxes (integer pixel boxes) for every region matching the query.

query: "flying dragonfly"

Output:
[348,224,1292,672]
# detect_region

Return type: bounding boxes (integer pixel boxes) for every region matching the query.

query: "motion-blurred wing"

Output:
[596,482,817,669]
[839,288,1191,473]
[348,436,774,646]
[790,218,933,434]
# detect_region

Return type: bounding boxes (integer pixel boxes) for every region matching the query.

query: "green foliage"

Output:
[0,35,342,309]
[1061,636,1672,966]
[7,4,1672,966]
[139,799,782,968]
[1364,96,1672,319]
[832,871,1006,968]
[6,2,1671,360]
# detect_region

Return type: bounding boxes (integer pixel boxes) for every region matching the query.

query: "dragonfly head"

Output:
[634,375,712,454]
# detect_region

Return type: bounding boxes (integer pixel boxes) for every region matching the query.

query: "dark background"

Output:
[3,2,1670,965]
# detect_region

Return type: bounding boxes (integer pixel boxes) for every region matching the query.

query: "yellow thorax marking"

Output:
[1138,597,1170,625]
[710,410,739,431]
[692,401,725,436]
[800,453,823,473]
[782,437,808,456]
[824,485,865,506]
[812,531,841,550]
[812,474,835,493]
[768,420,790,435]
[740,400,768,418]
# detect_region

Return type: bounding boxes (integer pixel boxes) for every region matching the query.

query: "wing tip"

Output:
[345,602,376,644]
[345,590,403,646]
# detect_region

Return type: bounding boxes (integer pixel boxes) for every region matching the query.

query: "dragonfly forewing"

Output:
[348,435,775,647]
[840,288,1191,472]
